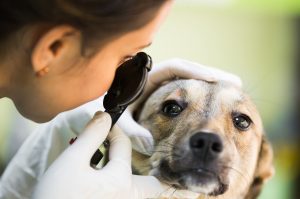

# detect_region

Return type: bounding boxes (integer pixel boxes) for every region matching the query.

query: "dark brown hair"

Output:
[0,0,168,53]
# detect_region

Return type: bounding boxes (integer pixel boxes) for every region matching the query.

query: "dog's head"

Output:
[132,79,274,198]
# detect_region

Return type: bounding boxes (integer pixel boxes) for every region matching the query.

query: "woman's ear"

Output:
[31,25,81,75]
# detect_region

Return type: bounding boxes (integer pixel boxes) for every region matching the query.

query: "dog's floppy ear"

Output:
[245,136,274,199]
[132,80,171,121]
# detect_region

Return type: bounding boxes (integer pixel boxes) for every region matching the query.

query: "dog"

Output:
[131,79,274,199]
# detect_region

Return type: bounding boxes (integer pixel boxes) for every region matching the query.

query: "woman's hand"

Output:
[118,58,242,155]
[143,58,242,101]
[32,112,174,199]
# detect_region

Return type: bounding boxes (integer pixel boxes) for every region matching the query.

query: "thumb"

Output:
[118,110,152,138]
[117,110,154,155]
[132,175,200,199]
[68,111,112,162]
[131,175,175,199]
[100,125,132,178]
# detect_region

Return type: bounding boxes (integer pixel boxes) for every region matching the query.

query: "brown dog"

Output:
[132,79,274,199]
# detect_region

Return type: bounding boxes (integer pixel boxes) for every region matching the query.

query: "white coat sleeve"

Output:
[0,98,103,199]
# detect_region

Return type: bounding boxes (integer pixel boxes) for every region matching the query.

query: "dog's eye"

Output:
[232,113,252,131]
[162,101,184,117]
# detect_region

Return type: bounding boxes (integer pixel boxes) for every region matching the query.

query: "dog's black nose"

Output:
[189,132,223,160]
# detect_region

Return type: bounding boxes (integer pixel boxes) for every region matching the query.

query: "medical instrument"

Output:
[90,52,152,167]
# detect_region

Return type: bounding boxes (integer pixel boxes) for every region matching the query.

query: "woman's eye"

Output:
[118,55,134,66]
[162,101,183,117]
[232,113,252,131]
[123,55,134,62]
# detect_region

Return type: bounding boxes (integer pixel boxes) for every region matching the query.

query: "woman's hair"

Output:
[0,0,168,53]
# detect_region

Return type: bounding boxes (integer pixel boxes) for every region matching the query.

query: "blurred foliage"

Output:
[237,0,300,14]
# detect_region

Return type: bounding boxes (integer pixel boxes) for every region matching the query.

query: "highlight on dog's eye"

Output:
[162,100,184,117]
[232,113,252,131]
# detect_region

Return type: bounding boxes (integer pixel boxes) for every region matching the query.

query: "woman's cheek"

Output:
[94,69,116,98]
[85,55,120,100]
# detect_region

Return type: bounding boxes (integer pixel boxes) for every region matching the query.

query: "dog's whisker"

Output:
[165,186,177,199]
[151,140,175,147]
[157,145,174,149]
[221,165,250,185]
[150,151,172,155]
[150,154,181,160]
[228,152,259,180]
[150,150,170,153]
[161,140,176,146]
[156,184,175,199]
[228,167,250,183]
[150,145,173,150]
[151,145,174,150]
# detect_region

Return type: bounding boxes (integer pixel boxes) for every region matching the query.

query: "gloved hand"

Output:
[32,111,178,199]
[143,58,242,100]
[118,58,242,155]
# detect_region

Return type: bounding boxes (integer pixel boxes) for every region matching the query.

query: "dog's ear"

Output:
[133,80,173,121]
[132,100,146,121]
[245,136,274,199]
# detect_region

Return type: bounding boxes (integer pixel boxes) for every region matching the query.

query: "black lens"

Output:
[103,52,152,111]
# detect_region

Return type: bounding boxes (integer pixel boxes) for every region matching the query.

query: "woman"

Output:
[0,1,241,198]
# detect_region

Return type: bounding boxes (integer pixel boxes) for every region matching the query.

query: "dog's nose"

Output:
[189,132,223,159]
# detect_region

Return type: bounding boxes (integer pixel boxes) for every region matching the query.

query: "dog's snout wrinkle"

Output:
[190,132,223,160]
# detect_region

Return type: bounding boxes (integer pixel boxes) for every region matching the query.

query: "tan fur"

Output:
[132,79,274,199]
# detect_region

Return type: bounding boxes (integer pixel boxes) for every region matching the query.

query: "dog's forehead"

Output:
[184,80,242,104]
[161,79,244,107]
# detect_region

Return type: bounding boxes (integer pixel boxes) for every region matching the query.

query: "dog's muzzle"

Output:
[157,132,229,195]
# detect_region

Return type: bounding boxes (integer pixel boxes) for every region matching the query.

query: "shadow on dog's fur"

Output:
[132,79,274,199]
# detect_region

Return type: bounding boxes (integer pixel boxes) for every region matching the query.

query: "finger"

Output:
[146,59,242,97]
[131,175,175,199]
[130,136,154,156]
[118,110,152,138]
[132,175,200,199]
[141,59,216,101]
[209,67,242,87]
[117,111,154,155]
[150,58,217,85]
[155,59,242,87]
[68,111,112,162]
[100,126,132,176]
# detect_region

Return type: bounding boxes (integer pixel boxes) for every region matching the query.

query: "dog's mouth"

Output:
[156,160,228,196]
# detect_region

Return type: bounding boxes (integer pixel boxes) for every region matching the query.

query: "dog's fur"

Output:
[132,79,274,199]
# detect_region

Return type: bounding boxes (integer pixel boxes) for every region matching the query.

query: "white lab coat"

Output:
[0,98,103,199]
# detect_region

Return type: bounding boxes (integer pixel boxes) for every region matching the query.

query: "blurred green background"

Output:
[145,1,299,198]
[0,0,299,198]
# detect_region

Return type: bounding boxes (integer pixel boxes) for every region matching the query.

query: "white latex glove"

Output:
[144,58,242,99]
[118,58,242,155]
[32,111,180,199]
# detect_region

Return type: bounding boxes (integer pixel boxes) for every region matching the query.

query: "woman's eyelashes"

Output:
[118,55,134,66]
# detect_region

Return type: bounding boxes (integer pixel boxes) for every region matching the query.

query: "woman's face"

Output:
[13,1,173,123]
